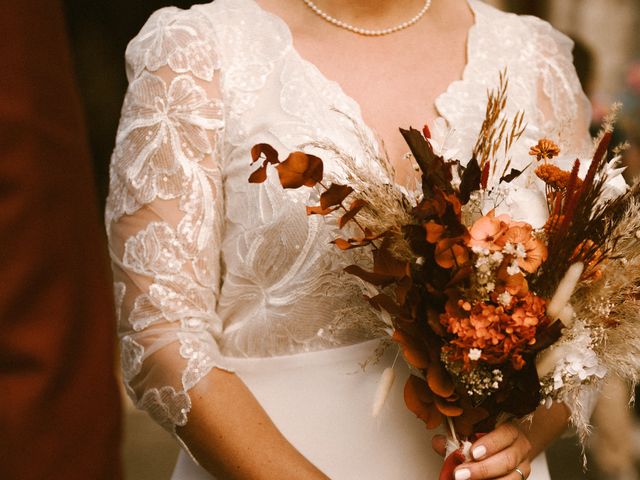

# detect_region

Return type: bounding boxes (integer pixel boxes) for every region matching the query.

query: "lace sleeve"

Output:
[524,15,593,158]
[105,6,228,433]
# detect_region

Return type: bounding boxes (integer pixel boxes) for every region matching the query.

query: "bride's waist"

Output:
[221,338,388,373]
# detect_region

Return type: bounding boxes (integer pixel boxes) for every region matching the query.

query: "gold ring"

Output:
[514,467,526,479]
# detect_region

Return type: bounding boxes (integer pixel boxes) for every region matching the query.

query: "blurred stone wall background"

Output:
[61,1,640,478]
[548,0,640,98]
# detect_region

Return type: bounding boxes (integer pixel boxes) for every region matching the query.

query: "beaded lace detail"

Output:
[106,0,592,432]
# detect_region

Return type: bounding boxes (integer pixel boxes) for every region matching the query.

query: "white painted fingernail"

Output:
[472,445,487,460]
[455,469,471,480]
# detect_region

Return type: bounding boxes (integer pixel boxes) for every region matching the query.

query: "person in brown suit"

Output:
[0,1,122,479]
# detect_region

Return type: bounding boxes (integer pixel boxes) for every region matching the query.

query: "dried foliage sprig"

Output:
[472,71,527,188]
[298,115,416,260]
[249,143,386,251]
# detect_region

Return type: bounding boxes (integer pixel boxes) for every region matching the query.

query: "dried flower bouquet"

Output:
[249,72,640,478]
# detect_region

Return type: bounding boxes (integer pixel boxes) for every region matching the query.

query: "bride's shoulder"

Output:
[123,0,253,83]
[471,0,574,61]
[123,3,219,82]
[465,2,589,149]
[123,0,286,82]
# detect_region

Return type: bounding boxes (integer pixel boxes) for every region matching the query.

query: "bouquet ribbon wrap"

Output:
[440,440,472,480]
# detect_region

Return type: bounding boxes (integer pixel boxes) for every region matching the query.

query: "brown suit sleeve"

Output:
[0,2,122,479]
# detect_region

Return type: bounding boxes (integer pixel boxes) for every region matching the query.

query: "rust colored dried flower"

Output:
[543,213,563,235]
[529,139,561,161]
[441,293,548,370]
[535,164,583,191]
[570,239,604,280]
[435,237,470,269]
[468,211,511,251]
[496,224,548,273]
[499,270,530,297]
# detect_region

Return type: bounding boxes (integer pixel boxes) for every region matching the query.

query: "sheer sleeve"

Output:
[105,6,229,433]
[523,15,593,158]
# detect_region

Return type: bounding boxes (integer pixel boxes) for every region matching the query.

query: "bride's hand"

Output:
[432,422,532,479]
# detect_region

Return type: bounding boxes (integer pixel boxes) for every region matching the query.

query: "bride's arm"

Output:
[107,8,327,479]
[177,369,329,479]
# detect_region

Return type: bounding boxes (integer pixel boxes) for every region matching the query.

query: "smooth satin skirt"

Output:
[171,340,551,479]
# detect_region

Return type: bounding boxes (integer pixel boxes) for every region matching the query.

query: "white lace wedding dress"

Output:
[106,0,593,478]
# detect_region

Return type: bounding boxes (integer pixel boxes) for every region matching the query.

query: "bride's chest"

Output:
[290,35,469,165]
[219,46,471,192]
[213,1,542,192]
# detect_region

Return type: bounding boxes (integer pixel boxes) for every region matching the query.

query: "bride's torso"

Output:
[122,0,590,360]
[112,2,587,477]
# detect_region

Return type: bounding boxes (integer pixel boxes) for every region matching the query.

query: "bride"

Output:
[106,0,592,478]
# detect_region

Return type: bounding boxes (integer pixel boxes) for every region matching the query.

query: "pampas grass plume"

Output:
[547,262,584,325]
[372,367,395,416]
[558,305,575,326]
[536,344,567,378]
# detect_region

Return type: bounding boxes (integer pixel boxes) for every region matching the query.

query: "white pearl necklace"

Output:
[301,0,433,37]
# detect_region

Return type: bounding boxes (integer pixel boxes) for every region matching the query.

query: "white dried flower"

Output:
[475,256,489,268]
[503,242,526,258]
[478,263,491,274]
[468,348,482,361]
[507,260,521,276]
[540,321,608,396]
[490,251,504,263]
[498,291,513,306]
[472,245,490,255]
[503,242,516,255]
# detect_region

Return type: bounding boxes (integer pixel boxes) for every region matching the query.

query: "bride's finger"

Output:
[469,423,522,461]
[453,446,527,479]
[494,462,531,480]
[431,434,447,457]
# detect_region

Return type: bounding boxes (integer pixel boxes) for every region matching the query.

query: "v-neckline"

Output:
[246,0,481,157]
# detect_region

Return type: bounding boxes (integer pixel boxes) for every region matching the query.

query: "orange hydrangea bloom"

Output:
[468,212,547,274]
[441,293,548,370]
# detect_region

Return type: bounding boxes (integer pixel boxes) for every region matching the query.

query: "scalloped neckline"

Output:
[245,0,482,149]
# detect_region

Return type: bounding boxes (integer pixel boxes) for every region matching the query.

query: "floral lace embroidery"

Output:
[125,7,220,82]
[139,386,191,430]
[113,71,223,205]
[123,222,186,276]
[179,333,221,391]
[121,335,145,383]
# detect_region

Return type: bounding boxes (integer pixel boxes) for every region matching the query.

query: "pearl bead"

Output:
[301,0,432,37]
